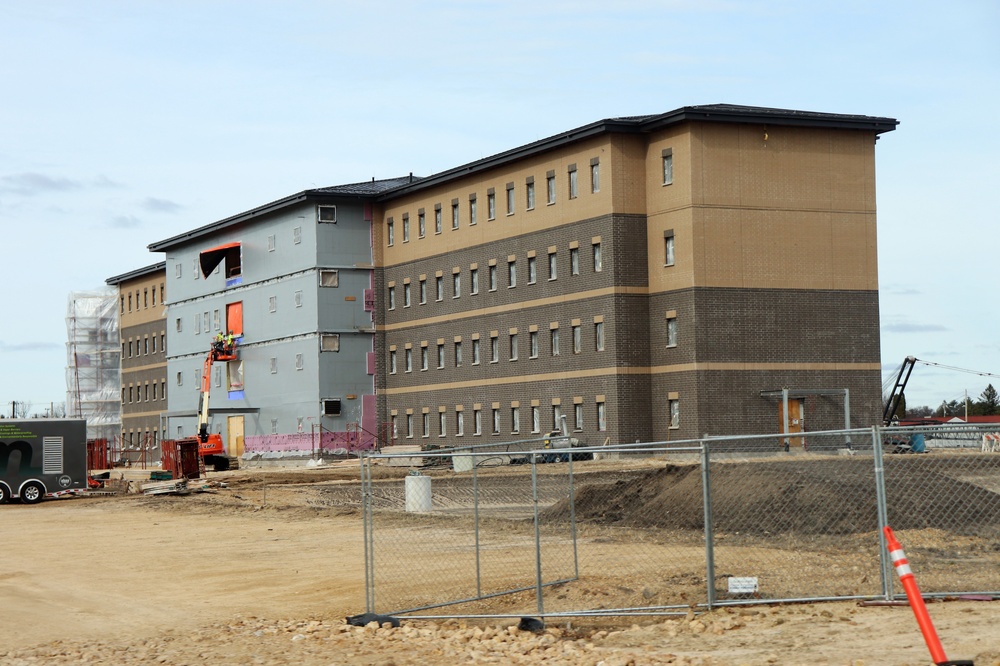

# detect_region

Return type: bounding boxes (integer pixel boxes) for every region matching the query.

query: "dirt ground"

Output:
[1,462,999,665]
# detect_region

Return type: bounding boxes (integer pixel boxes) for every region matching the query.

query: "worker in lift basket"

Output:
[225,330,236,354]
[213,331,225,355]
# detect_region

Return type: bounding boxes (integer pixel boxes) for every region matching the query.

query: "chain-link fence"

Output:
[360,424,1000,619]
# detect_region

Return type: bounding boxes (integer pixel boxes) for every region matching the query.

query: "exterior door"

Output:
[778,399,805,448]
[227,415,245,457]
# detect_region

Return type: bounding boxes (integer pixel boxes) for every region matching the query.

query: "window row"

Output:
[389,318,606,374]
[123,333,166,359]
[390,398,608,439]
[121,283,165,314]
[122,380,167,404]
[386,158,603,246]
[388,240,602,310]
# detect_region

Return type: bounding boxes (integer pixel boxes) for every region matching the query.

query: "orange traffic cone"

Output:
[884,526,972,666]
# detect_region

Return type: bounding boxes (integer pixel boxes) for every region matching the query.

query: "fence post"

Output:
[361,451,374,613]
[701,440,716,609]
[568,450,580,579]
[531,452,545,617]
[872,425,894,600]
[473,449,482,599]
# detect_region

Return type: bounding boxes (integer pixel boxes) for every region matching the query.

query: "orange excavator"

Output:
[190,337,239,471]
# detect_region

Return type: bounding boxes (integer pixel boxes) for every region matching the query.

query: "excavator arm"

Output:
[883,356,917,426]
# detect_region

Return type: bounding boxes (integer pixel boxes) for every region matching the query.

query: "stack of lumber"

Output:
[141,479,190,495]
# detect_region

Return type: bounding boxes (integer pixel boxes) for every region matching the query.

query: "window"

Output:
[488,264,498,291]
[470,268,479,294]
[455,341,462,367]
[438,412,446,437]
[389,350,397,374]
[403,283,411,307]
[434,206,442,234]
[388,286,396,310]
[270,357,278,374]
[492,408,500,434]
[570,247,580,275]
[552,405,563,431]
[526,179,535,210]
[568,165,578,199]
[418,212,426,238]
[405,348,412,372]
[662,148,673,185]
[402,216,410,242]
[437,343,445,369]
[487,191,496,220]
[667,315,678,347]
[387,219,394,246]
[474,409,482,435]
[456,411,464,436]
[120,296,125,314]
[406,414,414,438]
[175,263,182,278]
[507,259,516,288]
[590,158,600,193]
[598,401,607,431]
[452,273,460,298]
[267,234,275,252]
[551,328,560,356]
[268,296,277,313]
[435,276,444,301]
[176,371,183,386]
[490,334,499,363]
[546,172,556,204]
[669,399,680,428]
[548,252,557,280]
[511,408,520,433]
[423,413,430,438]
[175,317,182,332]
[293,226,302,244]
[128,341,133,358]
[317,205,337,223]
[295,290,303,307]
[574,403,584,431]
[213,310,220,331]
[531,406,541,433]
[151,336,156,353]
[469,197,477,225]
[529,331,538,358]
[295,353,304,370]
[321,334,340,352]
[419,279,427,304]
[391,415,398,440]
[595,322,605,351]
[509,333,518,361]
[664,230,675,266]
[420,346,428,371]
[471,338,480,365]
[506,183,515,215]
[527,256,537,284]
[593,242,602,272]
[572,325,581,354]
[451,201,459,229]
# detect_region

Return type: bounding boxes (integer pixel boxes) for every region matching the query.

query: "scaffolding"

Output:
[65,290,121,441]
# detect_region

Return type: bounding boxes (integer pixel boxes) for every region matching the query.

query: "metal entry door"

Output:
[778,399,805,447]
[227,415,245,457]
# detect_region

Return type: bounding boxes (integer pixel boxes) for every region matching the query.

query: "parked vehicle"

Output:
[0,419,88,504]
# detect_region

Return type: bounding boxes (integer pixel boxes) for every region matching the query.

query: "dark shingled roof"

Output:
[378,103,898,198]
[148,104,897,251]
[148,176,413,251]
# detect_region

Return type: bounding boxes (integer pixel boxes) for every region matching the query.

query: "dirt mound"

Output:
[551,456,1000,536]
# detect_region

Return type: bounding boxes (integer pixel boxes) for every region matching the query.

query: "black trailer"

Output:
[0,419,88,504]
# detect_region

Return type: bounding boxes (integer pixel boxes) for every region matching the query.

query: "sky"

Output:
[0,0,997,415]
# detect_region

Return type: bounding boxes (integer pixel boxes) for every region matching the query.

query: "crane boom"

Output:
[883,356,917,425]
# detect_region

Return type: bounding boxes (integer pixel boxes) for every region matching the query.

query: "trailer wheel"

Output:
[0,484,9,504]
[20,481,45,505]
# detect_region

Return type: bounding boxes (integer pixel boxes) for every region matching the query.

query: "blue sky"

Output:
[1,1,997,414]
